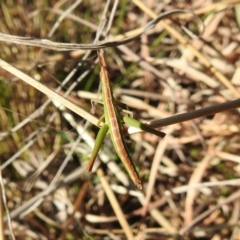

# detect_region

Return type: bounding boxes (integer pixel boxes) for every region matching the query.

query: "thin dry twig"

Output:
[0,10,188,51]
[97,168,135,240]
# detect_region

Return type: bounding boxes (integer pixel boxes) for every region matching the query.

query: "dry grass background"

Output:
[0,0,240,239]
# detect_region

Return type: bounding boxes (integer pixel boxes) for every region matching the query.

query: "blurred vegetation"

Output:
[0,0,240,239]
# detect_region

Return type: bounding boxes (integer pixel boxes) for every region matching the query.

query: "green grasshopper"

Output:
[86,50,165,189]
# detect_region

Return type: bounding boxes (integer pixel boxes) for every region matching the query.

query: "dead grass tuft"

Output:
[0,0,240,239]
